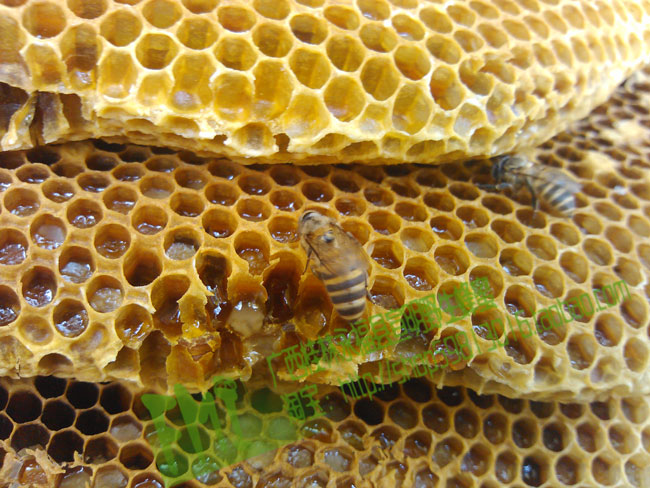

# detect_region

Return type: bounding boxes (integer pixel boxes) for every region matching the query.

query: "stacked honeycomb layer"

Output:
[0,63,650,400]
[0,65,649,403]
[2,0,650,163]
[0,376,648,488]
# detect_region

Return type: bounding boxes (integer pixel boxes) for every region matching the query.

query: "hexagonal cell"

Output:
[591,452,621,486]
[101,9,142,46]
[433,436,464,468]
[20,266,56,308]
[7,390,42,423]
[4,188,39,217]
[52,299,88,338]
[86,275,124,313]
[403,257,437,291]
[112,164,144,181]
[42,179,75,204]
[385,401,417,430]
[48,430,84,463]
[169,191,204,218]
[30,214,66,250]
[132,205,168,235]
[526,234,557,260]
[0,229,28,265]
[499,248,533,276]
[119,442,154,469]
[464,232,498,258]
[325,77,365,122]
[163,228,200,261]
[100,383,132,415]
[434,245,470,276]
[354,398,384,426]
[11,424,50,453]
[234,231,269,275]
[76,408,109,436]
[236,198,271,222]
[123,247,162,287]
[533,266,564,299]
[624,337,649,373]
[369,276,404,310]
[456,205,489,229]
[302,180,334,202]
[93,224,130,260]
[65,198,103,229]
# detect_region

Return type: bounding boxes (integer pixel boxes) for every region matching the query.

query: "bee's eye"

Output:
[322,232,334,244]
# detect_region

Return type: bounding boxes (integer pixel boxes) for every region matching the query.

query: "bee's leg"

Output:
[365,276,373,302]
[302,249,312,275]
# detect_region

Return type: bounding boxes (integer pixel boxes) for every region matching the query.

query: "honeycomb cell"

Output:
[325,77,365,122]
[237,198,271,222]
[583,238,613,266]
[113,164,144,182]
[498,248,532,277]
[234,231,269,275]
[30,214,66,250]
[163,228,200,260]
[177,18,217,50]
[18,314,53,344]
[290,14,327,44]
[302,180,334,202]
[526,234,557,261]
[93,224,130,260]
[4,188,39,217]
[433,436,464,468]
[22,2,66,38]
[435,246,469,276]
[101,186,137,215]
[140,175,174,199]
[142,0,181,28]
[268,216,298,243]
[52,299,88,338]
[169,53,215,111]
[123,247,162,287]
[76,408,109,435]
[114,304,152,348]
[420,7,453,33]
[252,61,293,120]
[94,466,128,488]
[86,275,124,313]
[394,46,431,81]
[84,436,118,464]
[100,10,142,46]
[550,221,580,246]
[358,25,397,56]
[401,228,434,253]
[11,424,50,452]
[169,191,204,218]
[66,199,102,229]
[135,34,178,70]
[254,24,292,58]
[21,266,56,308]
[7,390,42,423]
[392,14,425,41]
[533,266,564,299]
[132,205,168,235]
[465,232,498,259]
[218,6,256,32]
[370,240,403,269]
[369,276,403,309]
[393,85,431,135]
[290,49,330,90]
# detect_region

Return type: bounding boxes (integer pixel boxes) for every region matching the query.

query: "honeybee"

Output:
[479,154,582,217]
[298,211,370,323]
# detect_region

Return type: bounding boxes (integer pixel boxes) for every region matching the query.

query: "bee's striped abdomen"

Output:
[315,266,367,322]
[537,180,576,216]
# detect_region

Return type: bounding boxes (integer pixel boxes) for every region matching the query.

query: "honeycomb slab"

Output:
[1,0,650,163]
[0,376,648,488]
[0,65,649,402]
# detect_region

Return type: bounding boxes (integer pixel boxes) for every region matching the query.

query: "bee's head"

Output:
[298,210,330,236]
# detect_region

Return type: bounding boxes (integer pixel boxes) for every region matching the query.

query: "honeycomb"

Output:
[1,0,650,163]
[0,376,648,488]
[0,63,649,403]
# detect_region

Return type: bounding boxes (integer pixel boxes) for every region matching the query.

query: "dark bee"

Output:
[298,211,370,323]
[479,154,581,217]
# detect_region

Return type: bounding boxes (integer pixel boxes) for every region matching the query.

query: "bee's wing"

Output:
[511,166,582,192]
